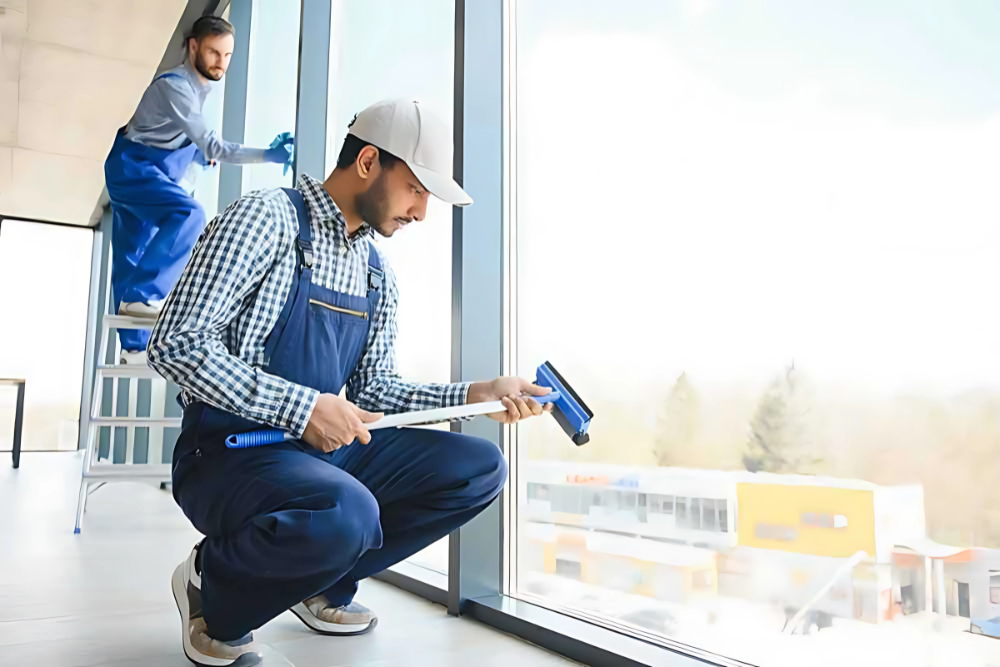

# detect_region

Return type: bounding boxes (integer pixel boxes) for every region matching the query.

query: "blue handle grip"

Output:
[226,429,290,449]
[531,391,560,405]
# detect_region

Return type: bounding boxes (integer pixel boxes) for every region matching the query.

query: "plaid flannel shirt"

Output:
[147,175,470,437]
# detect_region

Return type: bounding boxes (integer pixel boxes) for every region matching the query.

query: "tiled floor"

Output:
[0,452,579,666]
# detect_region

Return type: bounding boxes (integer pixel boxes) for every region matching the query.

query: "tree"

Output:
[743,362,820,473]
[654,373,700,467]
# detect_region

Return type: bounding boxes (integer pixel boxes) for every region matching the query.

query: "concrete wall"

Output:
[0,0,187,224]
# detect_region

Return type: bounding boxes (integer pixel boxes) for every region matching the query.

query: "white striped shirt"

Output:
[148,175,470,438]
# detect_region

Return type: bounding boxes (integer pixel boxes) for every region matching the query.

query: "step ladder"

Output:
[75,314,180,533]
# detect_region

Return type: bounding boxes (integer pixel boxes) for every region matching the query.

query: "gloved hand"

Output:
[194,148,215,167]
[265,132,295,175]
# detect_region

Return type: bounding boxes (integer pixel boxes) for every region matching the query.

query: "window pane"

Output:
[326,0,455,577]
[192,79,223,220]
[0,221,92,451]
[513,1,1000,663]
[703,499,718,532]
[242,0,300,195]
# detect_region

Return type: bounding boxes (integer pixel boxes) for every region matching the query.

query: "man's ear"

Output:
[357,145,380,180]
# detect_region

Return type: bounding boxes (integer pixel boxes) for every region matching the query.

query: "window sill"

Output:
[373,560,448,607]
[375,559,745,666]
[461,594,747,667]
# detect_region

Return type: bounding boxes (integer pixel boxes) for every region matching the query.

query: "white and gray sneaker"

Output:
[118,349,148,366]
[290,595,378,636]
[172,544,264,666]
[119,300,163,319]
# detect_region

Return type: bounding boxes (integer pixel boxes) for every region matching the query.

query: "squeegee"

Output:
[226,361,592,449]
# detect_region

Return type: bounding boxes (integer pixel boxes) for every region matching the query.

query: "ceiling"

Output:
[0,0,194,226]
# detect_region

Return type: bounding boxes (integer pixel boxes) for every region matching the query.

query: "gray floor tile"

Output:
[0,453,580,667]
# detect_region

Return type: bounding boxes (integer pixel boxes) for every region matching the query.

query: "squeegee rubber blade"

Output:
[542,361,594,419]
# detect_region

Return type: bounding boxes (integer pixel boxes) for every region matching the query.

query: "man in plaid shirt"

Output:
[148,99,551,666]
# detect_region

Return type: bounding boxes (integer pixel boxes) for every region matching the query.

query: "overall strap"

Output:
[154,71,185,82]
[281,188,314,269]
[153,71,196,97]
[262,189,313,368]
[366,241,384,293]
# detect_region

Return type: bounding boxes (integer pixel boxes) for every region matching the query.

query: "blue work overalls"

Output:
[170,189,507,642]
[104,72,207,352]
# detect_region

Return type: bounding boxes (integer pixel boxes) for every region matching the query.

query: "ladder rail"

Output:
[149,379,166,466]
[125,378,138,464]
[75,314,173,534]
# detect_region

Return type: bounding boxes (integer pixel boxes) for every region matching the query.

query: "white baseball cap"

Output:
[346,99,472,207]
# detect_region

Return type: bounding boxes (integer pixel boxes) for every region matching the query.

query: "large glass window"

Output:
[326,0,456,577]
[241,0,300,195]
[191,79,223,220]
[512,2,1000,664]
[0,220,93,452]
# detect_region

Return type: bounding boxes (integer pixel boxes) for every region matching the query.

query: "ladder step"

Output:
[84,463,171,479]
[90,417,181,428]
[103,314,157,331]
[97,365,164,380]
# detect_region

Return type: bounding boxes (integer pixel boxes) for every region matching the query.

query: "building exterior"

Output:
[521,460,988,628]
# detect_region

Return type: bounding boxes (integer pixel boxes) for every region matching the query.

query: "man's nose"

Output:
[411,197,429,222]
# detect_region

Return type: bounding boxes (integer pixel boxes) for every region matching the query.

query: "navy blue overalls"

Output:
[170,189,507,642]
[104,71,208,352]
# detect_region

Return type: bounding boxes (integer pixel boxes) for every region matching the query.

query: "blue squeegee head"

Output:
[535,361,593,446]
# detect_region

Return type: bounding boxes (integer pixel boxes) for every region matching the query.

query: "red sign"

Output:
[565,474,608,485]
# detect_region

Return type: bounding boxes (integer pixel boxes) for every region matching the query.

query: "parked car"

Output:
[970,617,1000,638]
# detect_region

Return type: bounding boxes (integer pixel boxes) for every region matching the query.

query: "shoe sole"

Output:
[172,563,257,667]
[289,603,377,636]
[119,305,162,319]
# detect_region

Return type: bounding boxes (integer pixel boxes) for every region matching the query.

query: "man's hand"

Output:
[468,376,555,425]
[302,393,383,453]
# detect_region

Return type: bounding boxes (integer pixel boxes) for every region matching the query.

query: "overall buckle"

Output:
[368,266,384,292]
[298,239,314,269]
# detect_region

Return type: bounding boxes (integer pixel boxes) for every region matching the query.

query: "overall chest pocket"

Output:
[304,295,372,392]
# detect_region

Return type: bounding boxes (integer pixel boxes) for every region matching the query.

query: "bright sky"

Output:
[515,0,1000,401]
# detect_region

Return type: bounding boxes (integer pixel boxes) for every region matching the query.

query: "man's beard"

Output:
[355,173,394,237]
[193,51,224,81]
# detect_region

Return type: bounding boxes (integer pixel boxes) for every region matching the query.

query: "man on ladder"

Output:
[105,15,294,365]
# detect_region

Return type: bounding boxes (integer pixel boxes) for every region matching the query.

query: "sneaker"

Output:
[172,544,264,666]
[290,595,378,636]
[119,300,163,319]
[119,349,148,366]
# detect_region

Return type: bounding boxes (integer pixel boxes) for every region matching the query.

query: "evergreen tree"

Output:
[654,372,699,466]
[743,363,819,473]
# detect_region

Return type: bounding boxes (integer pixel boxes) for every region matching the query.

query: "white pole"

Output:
[934,559,947,615]
[924,556,934,613]
[784,550,868,634]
